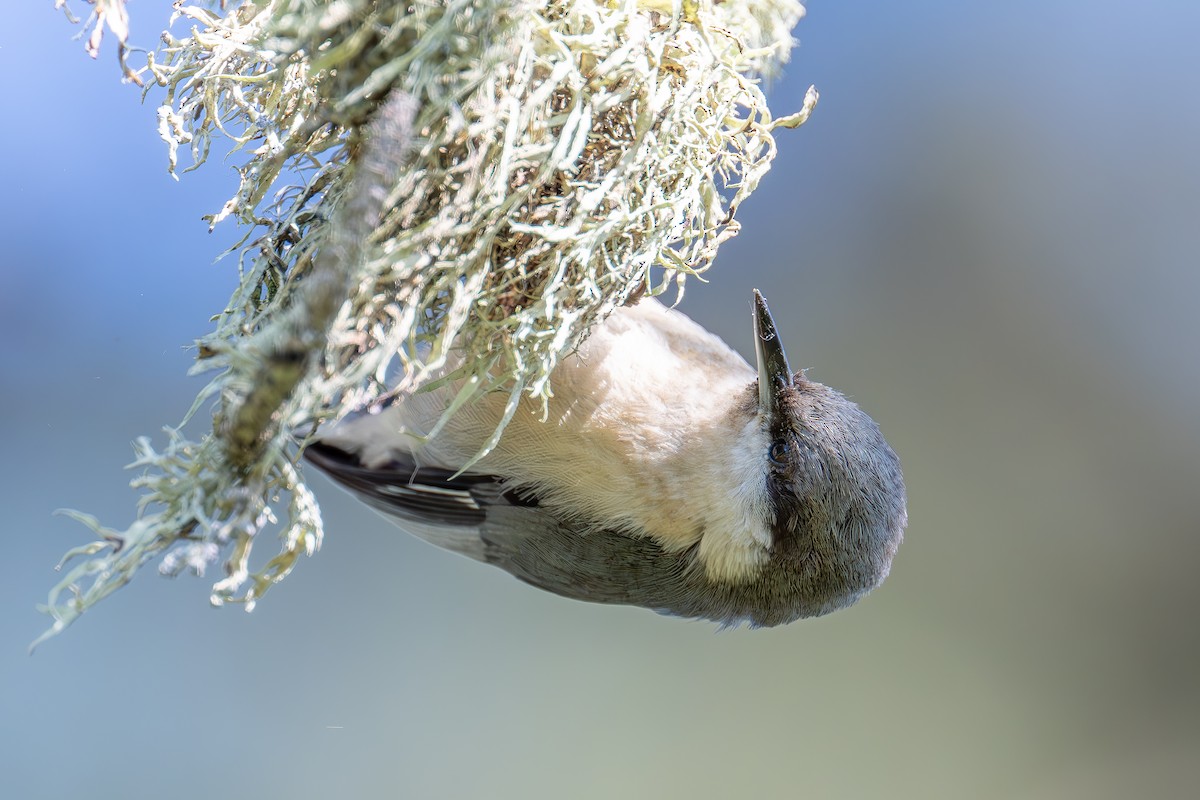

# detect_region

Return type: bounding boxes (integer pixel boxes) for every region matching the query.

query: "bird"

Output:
[303,290,906,626]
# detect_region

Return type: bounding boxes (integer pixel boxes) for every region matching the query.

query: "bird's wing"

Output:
[303,441,510,527]
[304,440,525,559]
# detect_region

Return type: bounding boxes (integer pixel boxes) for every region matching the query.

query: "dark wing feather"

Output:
[303,441,511,526]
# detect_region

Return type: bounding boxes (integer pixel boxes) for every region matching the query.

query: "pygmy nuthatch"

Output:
[305,291,906,626]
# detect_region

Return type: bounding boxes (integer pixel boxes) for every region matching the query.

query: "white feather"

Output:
[321,297,774,583]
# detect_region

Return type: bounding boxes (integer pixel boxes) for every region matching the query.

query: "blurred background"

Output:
[2,2,1197,798]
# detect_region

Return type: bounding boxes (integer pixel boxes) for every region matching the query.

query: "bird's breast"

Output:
[334,298,775,582]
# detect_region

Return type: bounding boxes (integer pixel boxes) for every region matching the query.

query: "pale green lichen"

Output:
[38,0,815,647]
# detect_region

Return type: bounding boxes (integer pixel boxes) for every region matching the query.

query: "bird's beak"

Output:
[753,289,794,420]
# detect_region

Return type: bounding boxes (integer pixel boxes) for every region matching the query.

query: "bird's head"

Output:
[732,290,907,623]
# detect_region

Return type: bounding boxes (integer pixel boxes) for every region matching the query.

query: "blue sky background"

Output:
[3,3,1198,798]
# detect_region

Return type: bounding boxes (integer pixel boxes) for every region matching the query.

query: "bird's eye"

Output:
[768,440,790,466]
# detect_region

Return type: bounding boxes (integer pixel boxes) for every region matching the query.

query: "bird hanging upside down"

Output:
[304,291,906,626]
